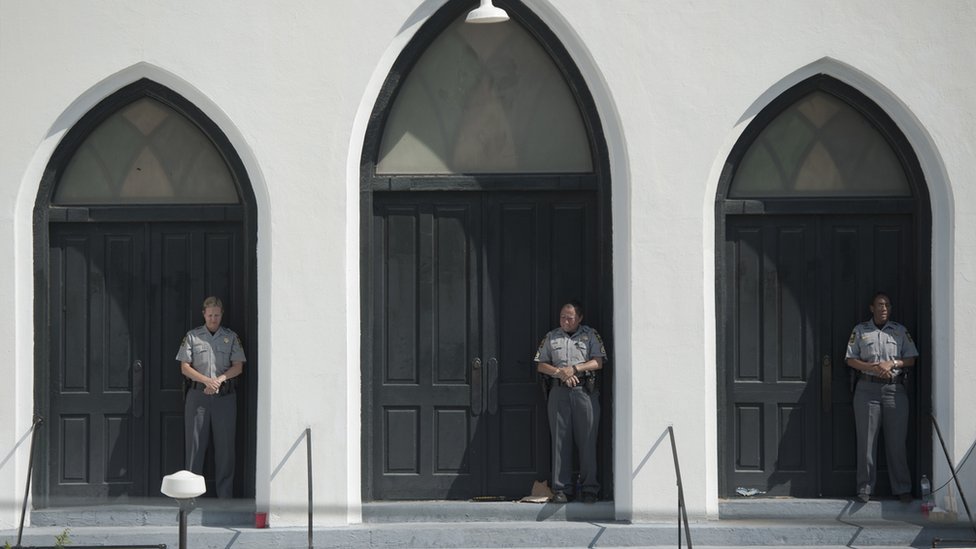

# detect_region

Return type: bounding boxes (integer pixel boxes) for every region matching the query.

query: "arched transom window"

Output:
[730,91,910,198]
[376,12,592,175]
[54,97,239,205]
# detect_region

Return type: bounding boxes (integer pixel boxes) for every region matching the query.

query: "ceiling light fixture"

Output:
[465,0,509,24]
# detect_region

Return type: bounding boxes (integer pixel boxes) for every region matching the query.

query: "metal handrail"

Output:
[667,425,693,549]
[17,415,44,548]
[930,413,976,542]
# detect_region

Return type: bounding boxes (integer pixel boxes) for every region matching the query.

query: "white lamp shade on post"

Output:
[465,0,509,23]
[161,470,206,500]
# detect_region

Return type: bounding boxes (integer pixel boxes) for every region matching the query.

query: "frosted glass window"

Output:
[730,91,910,197]
[54,98,239,204]
[376,14,592,174]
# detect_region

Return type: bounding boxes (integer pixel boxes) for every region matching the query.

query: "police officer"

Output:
[845,291,917,503]
[176,296,246,498]
[535,301,606,504]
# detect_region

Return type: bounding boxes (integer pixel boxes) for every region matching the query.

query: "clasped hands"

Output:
[556,366,580,387]
[202,376,224,395]
[868,360,898,380]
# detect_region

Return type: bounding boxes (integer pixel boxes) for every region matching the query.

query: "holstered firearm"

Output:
[538,373,552,401]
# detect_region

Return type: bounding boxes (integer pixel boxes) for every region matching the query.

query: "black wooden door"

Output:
[370,191,598,499]
[48,222,244,502]
[723,214,915,497]
[48,224,148,501]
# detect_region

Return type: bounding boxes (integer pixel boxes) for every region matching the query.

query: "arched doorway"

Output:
[360,0,613,500]
[716,75,931,498]
[33,79,258,505]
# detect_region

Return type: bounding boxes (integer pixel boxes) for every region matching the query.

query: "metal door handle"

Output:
[132,360,144,418]
[821,354,831,413]
[471,358,483,416]
[486,358,498,414]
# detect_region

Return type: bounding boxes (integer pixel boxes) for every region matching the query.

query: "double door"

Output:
[369,191,598,499]
[722,214,918,497]
[46,221,245,502]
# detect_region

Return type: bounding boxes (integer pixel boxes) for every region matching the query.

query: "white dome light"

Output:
[465,0,509,24]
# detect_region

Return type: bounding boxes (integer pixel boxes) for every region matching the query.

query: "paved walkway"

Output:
[3,498,975,548]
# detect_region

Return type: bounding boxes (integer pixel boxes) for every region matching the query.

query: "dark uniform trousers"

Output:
[853,379,911,496]
[185,388,236,499]
[547,384,600,495]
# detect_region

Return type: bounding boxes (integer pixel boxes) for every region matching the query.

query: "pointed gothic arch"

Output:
[715,74,931,497]
[33,78,259,505]
[360,0,614,500]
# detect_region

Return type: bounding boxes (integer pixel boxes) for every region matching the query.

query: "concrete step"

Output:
[4,520,976,548]
[29,498,254,527]
[10,498,975,548]
[362,499,615,522]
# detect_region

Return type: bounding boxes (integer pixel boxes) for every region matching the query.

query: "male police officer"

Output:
[845,292,917,503]
[176,296,246,498]
[535,301,606,504]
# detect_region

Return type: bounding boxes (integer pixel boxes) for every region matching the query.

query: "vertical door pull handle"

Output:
[486,358,498,414]
[471,358,483,416]
[132,360,144,419]
[821,354,831,413]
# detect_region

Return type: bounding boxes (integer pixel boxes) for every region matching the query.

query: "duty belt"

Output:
[859,372,902,385]
[190,379,237,395]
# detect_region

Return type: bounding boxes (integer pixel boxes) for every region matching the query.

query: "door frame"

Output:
[359,0,614,501]
[715,75,932,497]
[32,79,259,506]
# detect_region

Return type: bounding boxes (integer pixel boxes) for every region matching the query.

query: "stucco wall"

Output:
[1,0,973,528]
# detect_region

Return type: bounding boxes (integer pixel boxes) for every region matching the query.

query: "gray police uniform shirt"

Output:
[534,325,607,369]
[176,325,247,378]
[845,320,918,379]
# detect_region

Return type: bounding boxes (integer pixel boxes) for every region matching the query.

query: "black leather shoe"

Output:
[581,492,598,504]
[551,491,568,503]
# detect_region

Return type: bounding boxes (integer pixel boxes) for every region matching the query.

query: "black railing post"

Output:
[668,425,693,549]
[306,427,313,549]
[17,415,43,548]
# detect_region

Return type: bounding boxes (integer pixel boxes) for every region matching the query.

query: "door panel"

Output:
[819,216,915,496]
[149,223,245,497]
[725,218,818,496]
[372,195,483,499]
[485,193,598,496]
[48,222,245,502]
[724,214,915,497]
[49,225,147,501]
[371,191,599,500]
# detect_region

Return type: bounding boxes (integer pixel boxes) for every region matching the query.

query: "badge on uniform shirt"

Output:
[581,335,590,343]
[224,337,230,344]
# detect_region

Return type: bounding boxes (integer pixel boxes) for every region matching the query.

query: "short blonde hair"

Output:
[202,296,224,311]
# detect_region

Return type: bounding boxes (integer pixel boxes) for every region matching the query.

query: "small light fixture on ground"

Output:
[161,470,206,549]
[465,0,509,23]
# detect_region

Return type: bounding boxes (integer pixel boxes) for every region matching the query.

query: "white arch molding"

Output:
[13,61,273,516]
[348,0,633,519]
[704,56,954,510]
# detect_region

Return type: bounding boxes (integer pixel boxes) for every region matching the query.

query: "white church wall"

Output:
[1,0,973,527]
